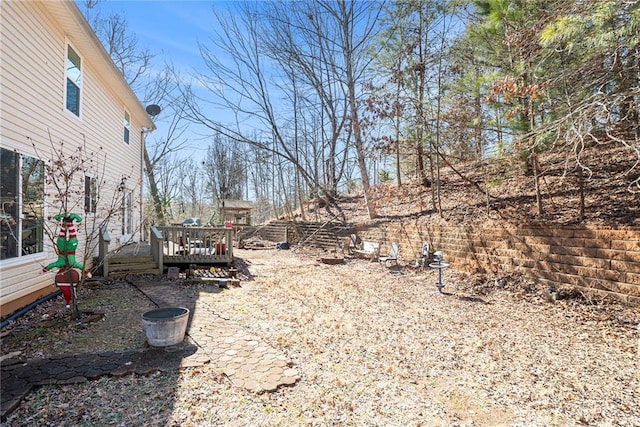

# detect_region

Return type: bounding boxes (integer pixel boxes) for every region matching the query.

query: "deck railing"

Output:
[151,225,234,267]
[150,226,164,272]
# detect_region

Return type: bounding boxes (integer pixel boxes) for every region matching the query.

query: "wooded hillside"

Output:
[307,142,638,228]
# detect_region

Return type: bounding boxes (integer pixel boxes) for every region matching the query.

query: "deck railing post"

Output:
[226,227,233,263]
[150,226,164,273]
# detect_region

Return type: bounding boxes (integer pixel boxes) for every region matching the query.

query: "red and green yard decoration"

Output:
[43,213,91,318]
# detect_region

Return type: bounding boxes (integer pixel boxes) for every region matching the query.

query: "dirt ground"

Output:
[2,247,639,426]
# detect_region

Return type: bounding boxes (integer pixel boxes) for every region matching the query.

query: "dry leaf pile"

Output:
[3,249,639,426]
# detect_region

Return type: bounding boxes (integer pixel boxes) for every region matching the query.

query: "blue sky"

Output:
[89,1,238,159]
[93,0,219,72]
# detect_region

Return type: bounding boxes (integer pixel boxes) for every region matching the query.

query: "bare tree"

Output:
[151,153,183,222]
[316,0,383,218]
[142,88,190,224]
[80,0,152,93]
[178,158,208,219]
[81,2,190,225]
[260,1,351,198]
[183,1,383,219]
[204,137,246,200]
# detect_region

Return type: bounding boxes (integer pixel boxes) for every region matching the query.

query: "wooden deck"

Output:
[100,226,234,276]
[150,225,234,269]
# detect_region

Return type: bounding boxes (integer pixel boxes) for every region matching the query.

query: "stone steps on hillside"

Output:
[238,220,349,252]
[270,221,347,250]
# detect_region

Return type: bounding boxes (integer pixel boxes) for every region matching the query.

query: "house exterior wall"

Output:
[0,1,153,316]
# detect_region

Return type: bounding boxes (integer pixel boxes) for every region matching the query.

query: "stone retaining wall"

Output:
[352,222,640,305]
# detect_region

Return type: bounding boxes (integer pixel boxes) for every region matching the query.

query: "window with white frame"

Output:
[66,44,82,116]
[84,175,97,214]
[122,190,133,236]
[123,111,131,144]
[0,148,45,260]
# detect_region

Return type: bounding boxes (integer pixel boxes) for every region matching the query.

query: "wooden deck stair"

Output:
[107,254,161,277]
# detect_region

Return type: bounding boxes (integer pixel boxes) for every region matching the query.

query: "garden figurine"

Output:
[43,213,90,306]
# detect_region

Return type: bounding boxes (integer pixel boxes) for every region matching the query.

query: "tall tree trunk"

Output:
[292,73,306,221]
[532,152,543,215]
[394,59,402,187]
[143,147,165,225]
[474,64,483,161]
[578,166,585,222]
[416,8,429,188]
[338,0,376,219]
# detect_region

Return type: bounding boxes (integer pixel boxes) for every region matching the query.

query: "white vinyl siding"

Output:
[0,2,65,154]
[0,0,151,312]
